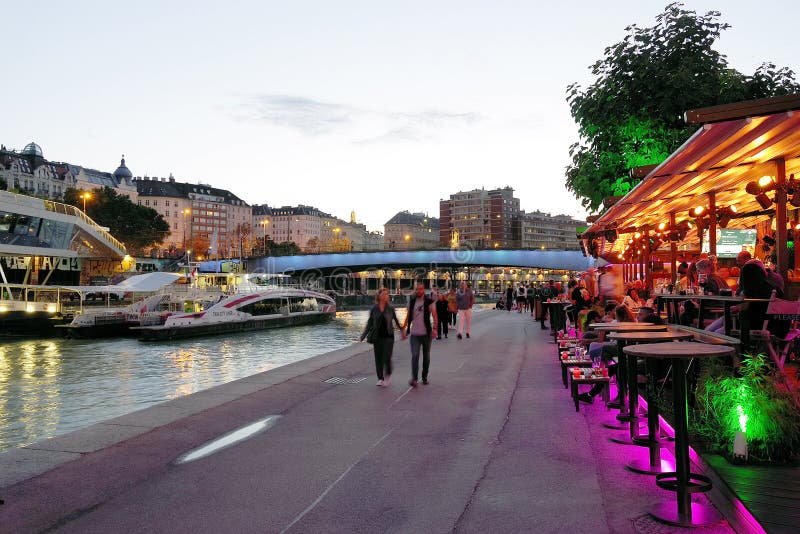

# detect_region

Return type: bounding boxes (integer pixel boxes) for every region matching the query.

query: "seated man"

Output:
[636,306,664,325]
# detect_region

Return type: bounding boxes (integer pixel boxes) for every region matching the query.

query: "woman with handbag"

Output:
[360,287,405,386]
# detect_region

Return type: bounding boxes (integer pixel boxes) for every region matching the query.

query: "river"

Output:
[0,310,389,452]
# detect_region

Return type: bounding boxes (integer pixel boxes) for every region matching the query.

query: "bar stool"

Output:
[623,343,734,528]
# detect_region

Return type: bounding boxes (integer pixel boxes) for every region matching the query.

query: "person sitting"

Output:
[696,258,729,296]
[636,306,664,325]
[578,306,632,404]
[621,288,645,313]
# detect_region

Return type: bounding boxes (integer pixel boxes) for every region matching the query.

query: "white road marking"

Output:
[175,415,281,464]
[389,387,414,408]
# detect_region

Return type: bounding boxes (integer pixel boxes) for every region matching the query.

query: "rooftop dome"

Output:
[113,155,133,179]
[21,142,43,158]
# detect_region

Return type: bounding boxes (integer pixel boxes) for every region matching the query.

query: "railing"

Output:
[0,191,126,254]
[41,198,126,253]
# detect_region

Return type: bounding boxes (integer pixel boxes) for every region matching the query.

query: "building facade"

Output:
[1,143,138,204]
[439,187,520,248]
[519,210,585,251]
[136,177,249,259]
[384,211,439,250]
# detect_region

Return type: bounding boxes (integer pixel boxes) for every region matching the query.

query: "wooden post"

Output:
[670,212,678,285]
[644,227,652,291]
[776,158,789,281]
[707,191,717,257]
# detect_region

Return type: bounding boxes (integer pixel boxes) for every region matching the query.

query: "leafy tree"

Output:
[64,187,170,252]
[566,2,800,212]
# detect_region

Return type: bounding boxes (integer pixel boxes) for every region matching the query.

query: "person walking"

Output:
[505,284,514,313]
[456,281,475,339]
[447,287,458,326]
[403,282,437,387]
[516,283,527,313]
[435,293,450,339]
[360,288,404,386]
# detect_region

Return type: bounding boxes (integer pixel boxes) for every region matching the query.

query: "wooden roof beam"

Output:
[685,93,800,125]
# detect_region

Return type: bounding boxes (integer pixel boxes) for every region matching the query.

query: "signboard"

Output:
[701,229,757,258]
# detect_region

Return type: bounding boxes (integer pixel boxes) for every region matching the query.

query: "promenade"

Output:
[1,311,735,533]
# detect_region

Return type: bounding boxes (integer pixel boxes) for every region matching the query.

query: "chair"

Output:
[750,290,800,371]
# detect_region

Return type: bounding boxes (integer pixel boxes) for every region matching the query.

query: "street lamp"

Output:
[404,234,411,249]
[183,208,192,264]
[81,192,92,212]
[260,219,269,255]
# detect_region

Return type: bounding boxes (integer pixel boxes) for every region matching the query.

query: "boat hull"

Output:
[137,311,334,341]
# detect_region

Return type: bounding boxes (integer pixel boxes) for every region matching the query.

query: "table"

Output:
[607,331,694,451]
[559,356,593,388]
[569,371,611,412]
[624,343,734,528]
[656,294,742,335]
[589,323,667,416]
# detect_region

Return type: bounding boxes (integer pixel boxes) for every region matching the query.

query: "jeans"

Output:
[450,310,457,326]
[457,308,472,335]
[437,317,449,338]
[409,334,432,380]
[373,337,394,380]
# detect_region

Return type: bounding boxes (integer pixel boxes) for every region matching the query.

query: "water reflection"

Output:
[0,310,372,452]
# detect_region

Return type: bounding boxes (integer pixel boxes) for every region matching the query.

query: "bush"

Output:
[694,354,800,462]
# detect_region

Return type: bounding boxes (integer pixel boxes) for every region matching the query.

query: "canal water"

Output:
[0,309,392,452]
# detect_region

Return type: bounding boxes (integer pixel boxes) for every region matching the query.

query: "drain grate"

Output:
[325,377,368,385]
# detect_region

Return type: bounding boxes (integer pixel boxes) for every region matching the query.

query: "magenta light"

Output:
[636,396,766,534]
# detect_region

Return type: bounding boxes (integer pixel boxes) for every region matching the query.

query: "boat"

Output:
[132,288,336,341]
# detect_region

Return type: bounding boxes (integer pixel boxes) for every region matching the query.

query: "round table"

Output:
[589,323,668,417]
[623,343,734,528]
[607,331,694,456]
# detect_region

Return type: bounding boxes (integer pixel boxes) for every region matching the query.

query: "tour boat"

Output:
[132,288,336,341]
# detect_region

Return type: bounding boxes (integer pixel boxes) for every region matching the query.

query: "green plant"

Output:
[694,354,800,462]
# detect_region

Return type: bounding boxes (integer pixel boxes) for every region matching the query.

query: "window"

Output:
[145,200,150,206]
[166,200,170,207]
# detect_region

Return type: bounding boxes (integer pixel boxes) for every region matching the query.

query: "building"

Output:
[0,142,138,203]
[1,142,73,199]
[71,156,138,203]
[384,211,439,250]
[136,177,249,258]
[439,187,520,248]
[519,210,585,251]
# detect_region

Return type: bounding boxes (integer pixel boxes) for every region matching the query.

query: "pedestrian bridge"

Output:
[250,249,593,275]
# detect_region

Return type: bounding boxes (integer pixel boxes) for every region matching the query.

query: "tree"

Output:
[566,2,800,212]
[64,187,171,253]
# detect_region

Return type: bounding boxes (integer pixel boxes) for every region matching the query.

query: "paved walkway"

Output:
[1,311,735,533]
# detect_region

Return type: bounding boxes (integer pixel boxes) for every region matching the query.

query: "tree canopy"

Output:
[64,187,170,252]
[566,2,800,213]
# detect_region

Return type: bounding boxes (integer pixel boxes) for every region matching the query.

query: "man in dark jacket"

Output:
[403,282,438,386]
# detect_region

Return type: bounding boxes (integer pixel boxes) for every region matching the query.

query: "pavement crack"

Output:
[451,334,526,533]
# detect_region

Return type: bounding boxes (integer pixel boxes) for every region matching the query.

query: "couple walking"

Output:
[360,282,474,388]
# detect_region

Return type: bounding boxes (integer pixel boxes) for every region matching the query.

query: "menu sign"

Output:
[702,229,757,258]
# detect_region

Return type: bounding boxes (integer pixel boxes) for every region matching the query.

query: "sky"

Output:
[2,1,798,232]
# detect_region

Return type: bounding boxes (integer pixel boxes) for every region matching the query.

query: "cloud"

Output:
[248,95,356,135]
[240,94,481,142]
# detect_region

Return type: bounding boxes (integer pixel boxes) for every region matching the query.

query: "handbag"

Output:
[366,325,378,344]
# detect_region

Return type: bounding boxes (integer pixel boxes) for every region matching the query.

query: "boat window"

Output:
[287,296,319,313]
[239,299,282,316]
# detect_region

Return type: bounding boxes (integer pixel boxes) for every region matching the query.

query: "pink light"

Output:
[636,395,766,533]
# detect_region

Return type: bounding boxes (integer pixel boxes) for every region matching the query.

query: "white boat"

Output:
[132,288,336,341]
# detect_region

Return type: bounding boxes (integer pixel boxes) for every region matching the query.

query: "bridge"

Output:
[246,249,595,293]
[249,249,593,275]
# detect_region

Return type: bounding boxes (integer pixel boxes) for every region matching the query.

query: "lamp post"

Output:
[81,191,92,213]
[183,208,192,264]
[404,233,411,250]
[260,219,269,256]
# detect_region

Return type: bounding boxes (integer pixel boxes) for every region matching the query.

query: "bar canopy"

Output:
[583,94,800,254]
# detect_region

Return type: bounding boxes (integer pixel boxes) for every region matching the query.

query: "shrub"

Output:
[694,354,800,462]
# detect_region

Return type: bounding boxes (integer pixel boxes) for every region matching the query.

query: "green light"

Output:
[736,404,748,434]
